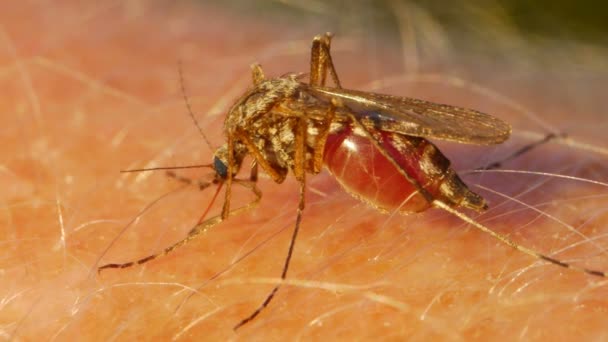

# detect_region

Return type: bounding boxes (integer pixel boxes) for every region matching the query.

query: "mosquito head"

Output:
[212,143,246,180]
[212,154,229,179]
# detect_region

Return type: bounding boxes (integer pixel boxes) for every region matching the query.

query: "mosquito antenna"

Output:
[178,60,216,152]
[120,164,214,173]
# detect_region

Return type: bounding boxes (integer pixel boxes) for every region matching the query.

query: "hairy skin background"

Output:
[1,1,607,340]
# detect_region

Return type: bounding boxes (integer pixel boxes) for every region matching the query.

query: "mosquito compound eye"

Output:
[213,156,228,178]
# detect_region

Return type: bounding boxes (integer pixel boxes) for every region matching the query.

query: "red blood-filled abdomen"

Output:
[323,126,435,213]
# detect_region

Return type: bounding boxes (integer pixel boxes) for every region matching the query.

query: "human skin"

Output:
[1,1,607,341]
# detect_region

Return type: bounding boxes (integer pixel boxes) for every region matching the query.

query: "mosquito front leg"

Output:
[221,135,236,219]
[310,32,342,88]
[236,160,262,208]
[98,177,262,273]
[165,170,212,191]
[98,215,225,272]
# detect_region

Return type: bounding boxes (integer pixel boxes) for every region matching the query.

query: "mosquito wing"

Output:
[307,86,511,145]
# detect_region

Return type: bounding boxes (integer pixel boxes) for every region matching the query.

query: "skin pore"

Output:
[1,1,607,340]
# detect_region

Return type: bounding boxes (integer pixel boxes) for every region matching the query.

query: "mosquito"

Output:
[98,33,607,330]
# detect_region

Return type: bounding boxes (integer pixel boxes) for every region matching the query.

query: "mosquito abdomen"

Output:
[323,125,487,213]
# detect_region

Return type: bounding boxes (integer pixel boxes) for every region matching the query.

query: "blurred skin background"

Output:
[1,1,607,340]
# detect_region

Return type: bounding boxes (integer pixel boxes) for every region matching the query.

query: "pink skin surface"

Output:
[1,1,607,340]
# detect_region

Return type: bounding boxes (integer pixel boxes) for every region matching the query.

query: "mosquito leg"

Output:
[311,104,336,173]
[309,34,325,86]
[434,200,606,277]
[251,63,265,86]
[233,181,305,330]
[165,170,212,191]
[235,130,287,184]
[234,119,308,330]
[293,117,308,184]
[98,177,261,273]
[477,132,566,170]
[222,136,235,219]
[310,32,342,88]
[228,161,261,212]
[249,159,258,183]
[98,215,225,272]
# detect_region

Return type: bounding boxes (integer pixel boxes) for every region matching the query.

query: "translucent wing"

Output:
[307,86,511,145]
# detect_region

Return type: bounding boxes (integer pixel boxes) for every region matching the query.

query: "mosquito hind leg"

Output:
[477,132,566,170]
[310,32,341,88]
[434,200,606,278]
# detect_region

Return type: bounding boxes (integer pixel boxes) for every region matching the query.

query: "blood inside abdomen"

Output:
[323,126,435,213]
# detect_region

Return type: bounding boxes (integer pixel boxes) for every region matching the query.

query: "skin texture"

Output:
[1,1,607,340]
